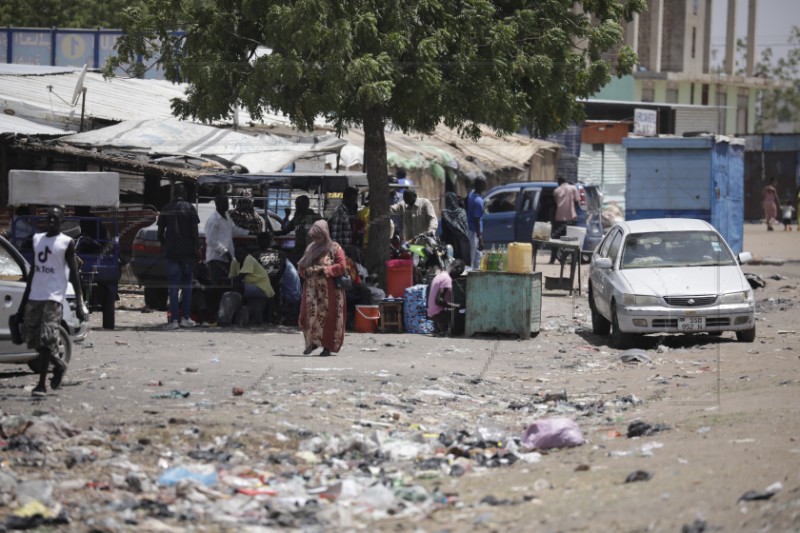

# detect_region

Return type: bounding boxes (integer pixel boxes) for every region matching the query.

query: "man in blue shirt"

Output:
[466,177,487,269]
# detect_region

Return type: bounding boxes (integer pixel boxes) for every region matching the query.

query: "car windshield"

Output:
[620,231,736,269]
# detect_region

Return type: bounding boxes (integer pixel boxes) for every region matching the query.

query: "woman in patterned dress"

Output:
[297,220,347,356]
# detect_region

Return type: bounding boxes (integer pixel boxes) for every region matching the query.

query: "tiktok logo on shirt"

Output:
[35,245,55,274]
[38,245,52,264]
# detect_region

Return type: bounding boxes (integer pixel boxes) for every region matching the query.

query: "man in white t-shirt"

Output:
[18,206,86,397]
[426,260,466,335]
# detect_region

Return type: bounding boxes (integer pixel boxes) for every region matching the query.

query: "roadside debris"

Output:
[624,470,653,483]
[739,481,782,502]
[619,349,653,364]
[681,519,707,533]
[522,417,584,450]
[627,420,670,438]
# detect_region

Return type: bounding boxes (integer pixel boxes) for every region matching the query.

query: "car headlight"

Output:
[721,290,753,304]
[622,294,661,306]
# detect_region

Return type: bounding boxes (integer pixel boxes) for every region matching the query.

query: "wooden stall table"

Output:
[531,238,582,296]
[379,300,403,333]
[465,271,542,339]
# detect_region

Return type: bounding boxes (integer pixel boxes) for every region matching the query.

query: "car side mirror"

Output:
[594,257,613,269]
[738,251,752,265]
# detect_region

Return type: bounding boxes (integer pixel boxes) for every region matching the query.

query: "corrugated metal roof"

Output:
[60,118,347,173]
[0,64,82,76]
[0,113,72,135]
[334,124,561,177]
[0,70,188,130]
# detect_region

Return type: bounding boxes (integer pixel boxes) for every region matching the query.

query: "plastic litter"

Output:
[157,465,218,487]
[624,470,653,483]
[739,481,781,502]
[151,390,191,399]
[627,420,670,438]
[522,417,584,450]
[619,349,653,364]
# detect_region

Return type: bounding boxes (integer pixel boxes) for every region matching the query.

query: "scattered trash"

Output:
[778,330,796,334]
[744,273,766,289]
[157,465,218,487]
[5,500,69,529]
[739,481,782,502]
[619,349,653,364]
[738,489,776,502]
[480,494,515,506]
[522,417,584,450]
[681,519,707,533]
[232,387,244,396]
[150,390,191,399]
[627,420,670,438]
[185,367,199,373]
[625,470,653,483]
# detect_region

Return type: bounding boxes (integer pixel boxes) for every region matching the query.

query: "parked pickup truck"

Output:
[481,181,604,259]
[130,202,289,310]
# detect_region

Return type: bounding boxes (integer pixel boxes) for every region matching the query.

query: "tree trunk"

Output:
[362,108,391,281]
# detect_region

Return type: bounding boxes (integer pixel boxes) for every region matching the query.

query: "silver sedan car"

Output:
[588,218,756,349]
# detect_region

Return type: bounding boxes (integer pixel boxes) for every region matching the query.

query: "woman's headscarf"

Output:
[298,220,336,269]
[230,196,263,234]
[442,192,468,237]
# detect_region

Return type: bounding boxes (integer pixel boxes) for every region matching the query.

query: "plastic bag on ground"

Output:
[522,417,584,450]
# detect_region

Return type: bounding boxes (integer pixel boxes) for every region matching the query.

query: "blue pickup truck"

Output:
[481,181,604,258]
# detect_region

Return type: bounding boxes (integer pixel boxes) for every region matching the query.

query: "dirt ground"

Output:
[1,222,799,532]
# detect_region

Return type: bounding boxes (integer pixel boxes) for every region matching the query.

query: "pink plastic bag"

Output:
[522,417,584,450]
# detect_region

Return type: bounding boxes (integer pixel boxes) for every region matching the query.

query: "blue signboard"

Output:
[0,31,7,63]
[12,30,52,65]
[55,32,95,66]
[0,27,178,80]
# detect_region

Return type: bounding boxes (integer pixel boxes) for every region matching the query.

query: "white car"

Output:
[588,218,756,348]
[0,235,87,372]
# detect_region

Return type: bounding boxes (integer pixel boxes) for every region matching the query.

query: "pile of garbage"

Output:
[0,405,593,530]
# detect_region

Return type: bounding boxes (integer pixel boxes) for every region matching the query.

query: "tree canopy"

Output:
[0,0,144,28]
[108,0,645,271]
[750,27,800,132]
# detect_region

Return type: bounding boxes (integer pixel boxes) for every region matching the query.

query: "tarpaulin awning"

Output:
[60,118,347,174]
[198,172,367,192]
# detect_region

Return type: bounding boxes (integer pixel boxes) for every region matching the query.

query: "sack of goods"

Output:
[403,284,434,334]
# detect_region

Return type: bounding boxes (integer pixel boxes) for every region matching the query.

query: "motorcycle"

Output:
[390,233,452,283]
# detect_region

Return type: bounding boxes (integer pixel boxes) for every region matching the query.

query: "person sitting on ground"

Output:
[426,259,465,336]
[229,245,275,326]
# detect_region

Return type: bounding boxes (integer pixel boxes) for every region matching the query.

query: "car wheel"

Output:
[27,326,73,373]
[736,325,756,343]
[144,287,168,310]
[589,286,610,335]
[610,301,635,349]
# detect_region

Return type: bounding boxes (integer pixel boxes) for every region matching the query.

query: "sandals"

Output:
[319,349,334,357]
[303,344,319,355]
